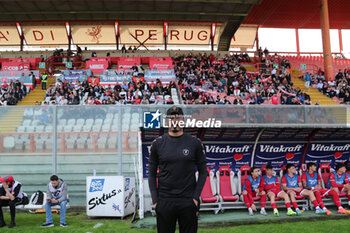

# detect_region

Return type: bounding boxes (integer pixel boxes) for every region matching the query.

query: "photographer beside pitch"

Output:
[148,106,207,233]
[41,175,69,228]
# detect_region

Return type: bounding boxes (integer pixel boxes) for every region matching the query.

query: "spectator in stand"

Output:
[263,48,269,57]
[175,53,305,106]
[271,94,279,105]
[233,96,243,105]
[316,80,324,91]
[343,92,350,104]
[42,73,174,106]
[141,95,149,104]
[121,44,126,54]
[304,72,311,92]
[76,45,82,54]
[258,47,263,59]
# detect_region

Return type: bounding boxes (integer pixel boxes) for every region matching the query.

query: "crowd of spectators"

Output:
[307,68,350,104]
[174,53,311,105]
[0,80,29,106]
[43,77,176,105]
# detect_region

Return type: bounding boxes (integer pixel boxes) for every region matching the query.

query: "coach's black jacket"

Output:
[148,133,207,204]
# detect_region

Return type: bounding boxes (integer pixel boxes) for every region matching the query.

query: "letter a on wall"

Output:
[0,25,21,45]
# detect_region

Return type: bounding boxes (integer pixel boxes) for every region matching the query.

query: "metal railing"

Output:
[0,105,348,205]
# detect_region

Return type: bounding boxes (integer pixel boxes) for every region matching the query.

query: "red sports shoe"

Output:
[338,208,350,214]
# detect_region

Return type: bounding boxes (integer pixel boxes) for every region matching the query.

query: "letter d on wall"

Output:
[33,30,44,41]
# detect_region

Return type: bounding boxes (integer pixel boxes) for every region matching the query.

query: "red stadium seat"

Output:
[239,165,251,192]
[260,164,267,176]
[197,167,221,214]
[200,167,219,203]
[318,163,331,189]
[216,165,239,202]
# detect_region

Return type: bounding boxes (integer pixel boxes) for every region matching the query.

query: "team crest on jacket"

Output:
[183,149,189,156]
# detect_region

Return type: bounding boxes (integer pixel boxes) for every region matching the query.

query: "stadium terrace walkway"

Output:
[133,208,350,229]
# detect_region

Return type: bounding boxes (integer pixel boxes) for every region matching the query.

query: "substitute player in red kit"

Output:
[148,106,207,233]
[282,164,323,215]
[261,165,296,216]
[242,167,267,216]
[327,163,350,209]
[302,162,350,215]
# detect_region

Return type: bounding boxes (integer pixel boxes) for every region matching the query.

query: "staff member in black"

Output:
[148,106,207,233]
[0,176,23,228]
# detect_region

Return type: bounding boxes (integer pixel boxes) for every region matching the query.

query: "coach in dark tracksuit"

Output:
[148,106,207,233]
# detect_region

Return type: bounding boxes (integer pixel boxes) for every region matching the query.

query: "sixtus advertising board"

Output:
[86,176,135,217]
[142,143,253,178]
[253,143,305,171]
[304,143,350,168]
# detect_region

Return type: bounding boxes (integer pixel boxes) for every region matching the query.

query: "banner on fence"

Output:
[2,62,30,71]
[149,57,173,70]
[118,57,141,70]
[144,69,175,83]
[86,60,109,74]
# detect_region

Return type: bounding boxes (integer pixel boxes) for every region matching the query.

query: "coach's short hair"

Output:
[50,175,59,181]
[266,164,273,170]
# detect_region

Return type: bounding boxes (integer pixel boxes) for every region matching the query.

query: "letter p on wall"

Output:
[22,25,69,45]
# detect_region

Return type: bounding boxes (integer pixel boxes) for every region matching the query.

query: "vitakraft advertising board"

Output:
[304,143,350,168]
[142,143,253,178]
[86,176,135,217]
[254,143,305,171]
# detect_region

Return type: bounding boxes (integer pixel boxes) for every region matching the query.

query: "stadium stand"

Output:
[298,67,350,105]
[175,53,312,105]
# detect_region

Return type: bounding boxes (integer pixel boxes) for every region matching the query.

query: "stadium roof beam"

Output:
[129,0,261,3]
[0,0,261,51]
[0,0,261,3]
[0,10,249,17]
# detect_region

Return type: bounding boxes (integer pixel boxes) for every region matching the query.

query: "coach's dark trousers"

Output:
[155,199,198,233]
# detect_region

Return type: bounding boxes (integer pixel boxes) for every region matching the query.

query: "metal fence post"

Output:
[118,105,123,175]
[52,105,57,175]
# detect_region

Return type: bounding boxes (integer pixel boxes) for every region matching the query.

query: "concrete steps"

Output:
[291,68,339,106]
[18,77,55,106]
[0,108,25,133]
